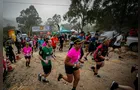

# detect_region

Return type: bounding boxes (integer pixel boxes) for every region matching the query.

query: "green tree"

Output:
[52,14,61,32]
[45,14,61,32]
[91,0,138,31]
[63,0,93,31]
[16,5,42,35]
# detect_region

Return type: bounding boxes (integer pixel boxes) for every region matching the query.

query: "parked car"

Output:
[98,30,119,43]
[125,36,138,52]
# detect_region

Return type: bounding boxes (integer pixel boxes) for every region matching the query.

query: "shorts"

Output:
[52,46,56,49]
[113,45,121,49]
[43,65,52,74]
[88,44,96,52]
[65,65,79,74]
[94,57,104,62]
[25,56,31,59]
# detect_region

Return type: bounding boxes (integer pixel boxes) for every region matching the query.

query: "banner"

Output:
[32,25,51,32]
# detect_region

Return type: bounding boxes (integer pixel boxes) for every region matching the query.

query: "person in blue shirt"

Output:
[77,31,85,60]
[38,37,44,50]
[84,34,98,60]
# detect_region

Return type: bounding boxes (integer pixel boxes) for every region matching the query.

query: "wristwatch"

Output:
[73,64,76,68]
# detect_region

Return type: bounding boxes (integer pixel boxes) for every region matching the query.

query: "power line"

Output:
[3,1,70,6]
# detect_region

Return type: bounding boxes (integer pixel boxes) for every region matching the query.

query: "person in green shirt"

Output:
[38,38,55,82]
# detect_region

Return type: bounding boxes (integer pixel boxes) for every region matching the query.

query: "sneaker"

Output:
[72,88,76,90]
[110,81,118,90]
[118,56,123,58]
[91,66,95,72]
[42,78,49,83]
[84,57,88,61]
[38,74,41,81]
[58,73,63,81]
[96,75,101,78]
[131,66,136,73]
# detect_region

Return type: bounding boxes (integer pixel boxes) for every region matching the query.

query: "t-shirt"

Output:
[67,47,81,64]
[39,47,53,66]
[5,45,13,54]
[77,35,84,40]
[22,47,32,56]
[29,40,33,47]
[59,35,65,43]
[38,39,44,47]
[114,35,123,46]
[51,37,58,46]
[93,44,108,59]
[42,42,47,47]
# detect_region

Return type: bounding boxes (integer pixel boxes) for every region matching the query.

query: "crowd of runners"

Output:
[3,31,138,90]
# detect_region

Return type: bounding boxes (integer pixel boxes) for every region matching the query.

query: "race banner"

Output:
[32,25,51,32]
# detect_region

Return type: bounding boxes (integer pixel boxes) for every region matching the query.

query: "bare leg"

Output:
[118,85,134,90]
[73,69,80,89]
[62,74,73,83]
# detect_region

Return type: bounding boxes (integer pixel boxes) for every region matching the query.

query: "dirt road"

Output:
[3,46,138,90]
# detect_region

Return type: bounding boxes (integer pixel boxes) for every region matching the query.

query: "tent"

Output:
[60,26,71,33]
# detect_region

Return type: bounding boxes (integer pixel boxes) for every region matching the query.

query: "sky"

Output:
[3,0,71,27]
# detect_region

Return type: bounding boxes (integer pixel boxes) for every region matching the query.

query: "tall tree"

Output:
[52,14,61,32]
[45,14,61,32]
[16,5,42,35]
[91,0,138,31]
[63,0,93,31]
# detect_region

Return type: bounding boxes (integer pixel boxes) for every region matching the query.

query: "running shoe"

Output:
[131,66,136,73]
[38,73,41,81]
[96,75,101,78]
[91,66,95,72]
[110,81,118,90]
[54,55,56,57]
[72,88,76,90]
[58,73,63,81]
[42,78,49,83]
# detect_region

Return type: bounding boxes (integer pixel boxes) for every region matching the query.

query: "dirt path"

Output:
[3,46,138,90]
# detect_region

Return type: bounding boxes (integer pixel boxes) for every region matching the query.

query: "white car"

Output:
[126,36,138,52]
[98,30,119,43]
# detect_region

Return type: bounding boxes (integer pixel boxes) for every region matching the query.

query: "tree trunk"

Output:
[119,0,128,31]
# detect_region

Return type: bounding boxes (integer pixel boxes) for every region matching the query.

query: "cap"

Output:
[73,38,83,44]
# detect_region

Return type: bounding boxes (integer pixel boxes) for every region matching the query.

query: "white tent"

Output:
[71,29,78,34]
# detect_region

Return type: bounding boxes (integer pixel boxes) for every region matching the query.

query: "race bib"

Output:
[46,56,52,61]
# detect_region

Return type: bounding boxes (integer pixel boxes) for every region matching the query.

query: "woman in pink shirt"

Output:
[58,37,84,90]
[22,42,32,67]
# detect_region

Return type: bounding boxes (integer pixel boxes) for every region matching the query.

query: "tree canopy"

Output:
[16,5,42,35]
[63,0,138,32]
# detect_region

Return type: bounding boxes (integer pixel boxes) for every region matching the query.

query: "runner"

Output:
[58,34,65,51]
[110,32,124,58]
[5,41,16,63]
[22,42,32,67]
[77,31,85,60]
[110,65,138,90]
[51,34,59,57]
[57,37,84,90]
[38,37,44,49]
[91,39,109,78]
[84,34,98,60]
[29,38,34,57]
[38,38,55,82]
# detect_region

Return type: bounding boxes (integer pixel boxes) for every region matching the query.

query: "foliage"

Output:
[63,0,93,31]
[16,5,42,35]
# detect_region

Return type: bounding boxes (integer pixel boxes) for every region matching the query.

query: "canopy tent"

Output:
[60,26,71,33]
